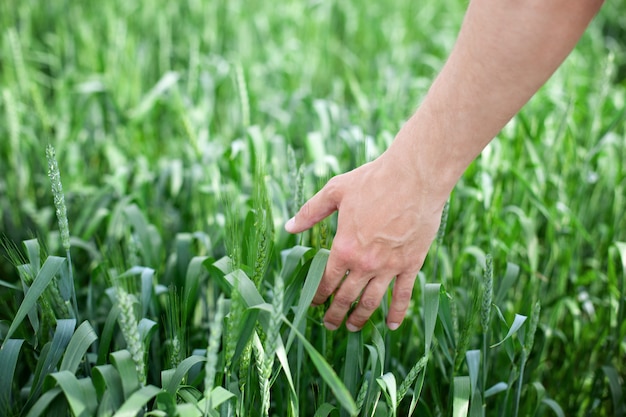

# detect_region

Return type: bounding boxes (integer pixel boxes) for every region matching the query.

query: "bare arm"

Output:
[402,0,605,195]
[286,0,604,332]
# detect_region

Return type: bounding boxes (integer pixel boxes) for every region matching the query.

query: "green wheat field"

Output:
[1,0,625,416]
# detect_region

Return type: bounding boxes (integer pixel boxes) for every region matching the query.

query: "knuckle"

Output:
[325,176,343,199]
[333,293,354,309]
[385,257,402,273]
[360,296,380,311]
[331,241,356,265]
[394,286,414,302]
[349,250,376,273]
[391,288,414,313]
[359,254,380,274]
[316,282,336,298]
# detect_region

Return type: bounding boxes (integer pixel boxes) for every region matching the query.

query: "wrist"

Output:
[383,106,466,205]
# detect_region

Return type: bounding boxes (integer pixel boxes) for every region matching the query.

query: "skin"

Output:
[285,0,605,332]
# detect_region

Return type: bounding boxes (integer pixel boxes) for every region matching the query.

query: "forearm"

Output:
[390,0,604,196]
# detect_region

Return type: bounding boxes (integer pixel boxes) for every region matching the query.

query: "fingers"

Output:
[322,270,373,331]
[316,235,419,331]
[344,277,391,331]
[386,271,418,330]
[284,178,341,234]
[311,250,347,306]
[321,270,418,332]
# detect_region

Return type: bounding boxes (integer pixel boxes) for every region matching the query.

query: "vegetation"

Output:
[0,0,625,416]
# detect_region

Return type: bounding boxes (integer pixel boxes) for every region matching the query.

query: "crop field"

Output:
[0,0,625,416]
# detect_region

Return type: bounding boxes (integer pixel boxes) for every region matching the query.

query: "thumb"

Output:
[285,181,340,234]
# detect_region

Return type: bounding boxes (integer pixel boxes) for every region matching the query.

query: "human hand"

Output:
[285,146,448,332]
[284,0,603,334]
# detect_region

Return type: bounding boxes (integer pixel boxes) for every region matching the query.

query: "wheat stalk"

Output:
[204,295,226,413]
[481,254,494,394]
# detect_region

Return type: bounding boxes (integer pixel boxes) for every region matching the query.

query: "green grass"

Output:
[1,0,625,416]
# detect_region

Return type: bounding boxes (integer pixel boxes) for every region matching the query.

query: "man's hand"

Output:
[285,0,603,332]
[285,148,447,332]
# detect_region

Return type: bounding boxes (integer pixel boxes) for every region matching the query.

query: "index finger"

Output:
[285,177,342,234]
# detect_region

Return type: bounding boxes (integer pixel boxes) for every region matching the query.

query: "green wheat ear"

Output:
[355,379,369,414]
[225,278,244,374]
[524,301,541,355]
[246,164,274,290]
[165,287,186,368]
[455,278,481,372]
[224,192,242,271]
[481,253,494,394]
[46,145,70,253]
[46,144,78,319]
[397,356,428,403]
[115,286,146,386]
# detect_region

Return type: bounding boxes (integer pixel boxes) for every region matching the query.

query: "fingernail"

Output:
[388,322,400,331]
[324,321,338,331]
[346,322,360,332]
[285,217,295,232]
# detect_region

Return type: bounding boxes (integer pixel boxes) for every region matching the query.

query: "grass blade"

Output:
[3,256,66,344]
[453,376,471,417]
[112,384,161,417]
[97,305,120,365]
[408,283,440,415]
[0,339,24,415]
[342,331,362,402]
[123,204,162,268]
[28,319,76,403]
[224,269,266,307]
[127,71,180,120]
[110,350,141,400]
[164,355,207,394]
[24,387,63,417]
[466,350,483,417]
[377,373,397,416]
[491,314,527,348]
[286,249,329,351]
[197,386,236,411]
[283,316,357,416]
[279,245,314,280]
[0,279,20,290]
[541,398,566,417]
[484,382,508,398]
[494,263,520,306]
[46,370,98,417]
[23,239,41,277]
[602,365,625,415]
[274,337,298,412]
[424,283,441,352]
[92,364,124,411]
[314,403,337,417]
[59,321,98,374]
[184,256,210,320]
[610,242,626,357]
